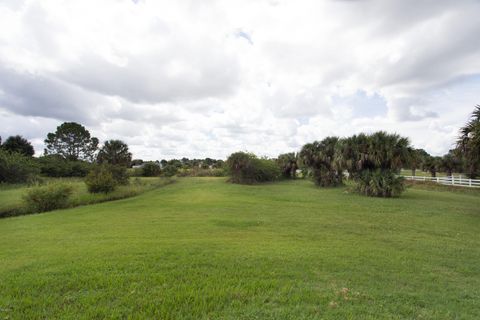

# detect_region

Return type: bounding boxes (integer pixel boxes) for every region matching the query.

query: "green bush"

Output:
[162,164,179,177]
[162,165,176,177]
[142,162,161,177]
[227,152,280,184]
[23,183,73,212]
[108,165,129,185]
[0,150,40,184]
[85,166,117,193]
[37,155,92,177]
[355,169,405,197]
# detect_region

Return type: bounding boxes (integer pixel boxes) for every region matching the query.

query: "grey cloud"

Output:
[59,50,240,104]
[388,96,438,121]
[0,67,101,124]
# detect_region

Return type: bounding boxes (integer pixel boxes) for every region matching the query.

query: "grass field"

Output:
[1,177,479,319]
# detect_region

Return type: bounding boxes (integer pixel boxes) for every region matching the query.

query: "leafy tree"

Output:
[457,105,480,178]
[168,159,183,169]
[44,122,99,162]
[36,155,92,177]
[162,164,178,177]
[0,149,40,183]
[142,162,161,177]
[1,135,35,157]
[300,137,343,187]
[276,153,298,179]
[97,140,132,167]
[130,159,143,167]
[212,160,225,169]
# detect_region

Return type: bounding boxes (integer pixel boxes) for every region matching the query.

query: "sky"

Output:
[0,0,479,160]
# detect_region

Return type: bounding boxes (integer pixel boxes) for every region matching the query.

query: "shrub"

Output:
[37,155,92,177]
[23,183,73,212]
[162,164,179,177]
[355,169,405,197]
[108,165,129,185]
[0,150,40,184]
[142,162,161,177]
[85,165,117,193]
[226,152,280,184]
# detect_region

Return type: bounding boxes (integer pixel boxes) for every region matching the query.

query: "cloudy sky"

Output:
[0,0,479,160]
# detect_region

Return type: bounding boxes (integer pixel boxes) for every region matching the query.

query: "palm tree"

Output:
[423,156,440,177]
[457,105,480,178]
[97,140,132,167]
[439,151,461,177]
[337,131,410,197]
[300,137,343,187]
[276,153,298,179]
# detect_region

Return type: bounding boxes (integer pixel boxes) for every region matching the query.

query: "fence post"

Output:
[452,176,454,185]
[423,176,426,182]
[470,179,472,187]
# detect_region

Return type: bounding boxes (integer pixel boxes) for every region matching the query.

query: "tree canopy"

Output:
[1,135,35,157]
[44,122,99,162]
[300,137,343,186]
[276,153,298,179]
[457,105,480,178]
[97,140,132,167]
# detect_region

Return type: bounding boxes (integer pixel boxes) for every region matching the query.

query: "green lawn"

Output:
[1,178,479,319]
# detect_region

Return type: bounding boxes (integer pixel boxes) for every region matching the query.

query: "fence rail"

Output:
[402,175,480,188]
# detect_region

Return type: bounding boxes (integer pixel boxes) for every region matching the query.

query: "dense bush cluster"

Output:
[85,166,116,193]
[23,183,73,212]
[142,162,162,177]
[226,152,280,184]
[0,150,40,184]
[37,155,92,177]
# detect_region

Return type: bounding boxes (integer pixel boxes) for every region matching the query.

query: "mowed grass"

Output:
[1,178,479,319]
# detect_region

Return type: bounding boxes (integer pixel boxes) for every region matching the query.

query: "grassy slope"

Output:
[0,178,479,319]
[0,177,168,217]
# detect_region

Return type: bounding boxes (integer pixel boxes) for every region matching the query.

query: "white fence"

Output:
[403,175,480,188]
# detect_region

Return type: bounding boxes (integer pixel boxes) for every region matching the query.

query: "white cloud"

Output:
[0,0,479,159]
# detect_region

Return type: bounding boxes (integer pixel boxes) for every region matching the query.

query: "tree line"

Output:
[1,105,479,196]
[226,105,480,197]
[0,122,225,185]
